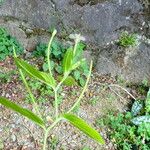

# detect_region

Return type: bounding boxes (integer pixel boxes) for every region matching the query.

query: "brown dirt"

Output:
[0,56,139,150]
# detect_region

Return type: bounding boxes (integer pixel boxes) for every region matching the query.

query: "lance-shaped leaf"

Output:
[40,72,56,87]
[146,89,150,113]
[63,113,105,144]
[0,97,45,127]
[62,48,74,74]
[131,100,143,116]
[131,116,150,125]
[14,58,56,88]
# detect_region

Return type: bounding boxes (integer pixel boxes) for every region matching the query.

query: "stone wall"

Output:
[0,0,143,45]
[0,0,150,84]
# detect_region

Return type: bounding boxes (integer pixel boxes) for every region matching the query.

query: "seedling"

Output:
[0,27,23,61]
[118,31,137,47]
[0,30,104,149]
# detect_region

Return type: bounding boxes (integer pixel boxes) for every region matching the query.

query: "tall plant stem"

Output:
[13,47,41,117]
[20,70,42,118]
[43,129,49,150]
[56,74,68,91]
[43,118,62,150]
[73,34,81,55]
[47,30,57,76]
[55,74,69,119]
[68,61,93,113]
[54,89,58,119]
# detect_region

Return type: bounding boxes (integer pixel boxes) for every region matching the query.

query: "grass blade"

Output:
[0,97,45,128]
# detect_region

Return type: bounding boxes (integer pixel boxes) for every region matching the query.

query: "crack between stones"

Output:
[50,0,58,11]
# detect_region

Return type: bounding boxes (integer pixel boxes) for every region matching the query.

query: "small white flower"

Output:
[69,33,86,41]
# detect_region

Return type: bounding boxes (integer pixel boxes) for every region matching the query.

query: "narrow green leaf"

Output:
[63,113,105,144]
[14,57,44,80]
[14,58,56,88]
[0,97,45,127]
[62,48,73,74]
[40,72,56,87]
[146,89,150,113]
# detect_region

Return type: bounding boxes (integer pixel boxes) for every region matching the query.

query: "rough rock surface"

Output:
[0,0,143,45]
[96,41,150,83]
[0,18,51,50]
[0,0,150,83]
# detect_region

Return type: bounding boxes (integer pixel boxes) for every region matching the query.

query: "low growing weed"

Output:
[32,38,89,86]
[118,31,137,47]
[25,79,53,104]
[97,89,150,150]
[0,27,23,61]
[48,136,59,150]
[0,30,104,150]
[89,96,99,106]
[0,70,16,83]
[81,146,91,150]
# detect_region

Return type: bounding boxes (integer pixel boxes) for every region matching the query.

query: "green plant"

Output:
[25,79,53,104]
[0,30,104,150]
[73,60,89,86]
[97,89,150,149]
[72,102,80,113]
[48,136,59,150]
[81,146,91,150]
[137,80,149,95]
[33,40,65,75]
[71,42,89,86]
[106,93,116,102]
[118,31,137,47]
[142,78,148,87]
[0,70,16,83]
[89,96,99,106]
[0,0,4,5]
[33,38,88,86]
[116,75,127,86]
[0,27,23,60]
[33,40,65,60]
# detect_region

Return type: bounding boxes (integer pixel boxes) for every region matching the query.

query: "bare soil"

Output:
[0,57,139,150]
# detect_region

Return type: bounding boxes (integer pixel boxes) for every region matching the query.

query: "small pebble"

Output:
[10,134,17,142]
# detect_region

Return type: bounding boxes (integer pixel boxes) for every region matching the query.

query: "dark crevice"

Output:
[50,0,57,11]
[72,0,109,6]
